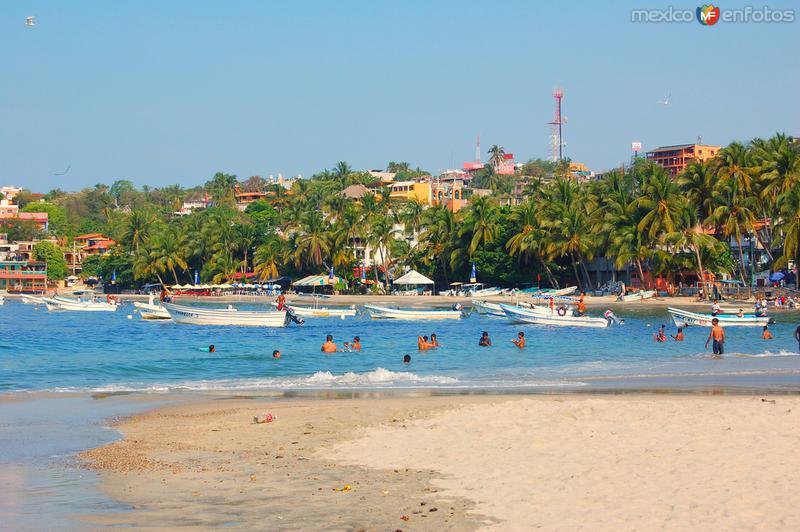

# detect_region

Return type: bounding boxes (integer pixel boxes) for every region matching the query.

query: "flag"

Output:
[194,269,200,285]
[329,265,335,280]
[470,262,477,283]
[111,270,117,282]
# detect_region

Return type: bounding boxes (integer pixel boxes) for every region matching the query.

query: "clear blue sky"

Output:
[1,1,797,191]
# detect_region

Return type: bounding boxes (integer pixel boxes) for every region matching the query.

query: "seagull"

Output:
[54,164,71,176]
[25,16,36,27]
[657,93,671,105]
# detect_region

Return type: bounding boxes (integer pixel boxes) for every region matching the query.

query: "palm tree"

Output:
[714,142,753,198]
[487,145,505,169]
[636,167,684,240]
[232,223,258,274]
[253,235,286,280]
[460,196,498,256]
[505,200,558,287]
[121,210,156,252]
[368,216,398,290]
[664,206,718,299]
[149,227,188,284]
[293,210,331,268]
[776,186,800,288]
[709,183,757,284]
[678,160,716,222]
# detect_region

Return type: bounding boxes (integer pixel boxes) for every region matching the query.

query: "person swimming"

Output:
[654,325,667,342]
[199,344,216,353]
[272,349,281,359]
[418,335,431,350]
[511,331,525,349]
[403,354,411,364]
[351,336,362,351]
[761,325,773,340]
[321,335,337,353]
[429,333,439,347]
[671,327,685,341]
[479,331,492,346]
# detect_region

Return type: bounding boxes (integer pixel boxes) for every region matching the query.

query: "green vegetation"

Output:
[33,241,68,281]
[7,133,799,289]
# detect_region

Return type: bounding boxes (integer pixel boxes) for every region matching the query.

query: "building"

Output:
[645,143,721,176]
[0,198,50,231]
[0,186,22,202]
[431,180,470,212]
[74,234,116,256]
[234,189,269,211]
[0,234,47,292]
[389,180,432,204]
[174,193,211,216]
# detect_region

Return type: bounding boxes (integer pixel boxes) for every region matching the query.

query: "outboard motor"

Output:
[452,303,463,311]
[604,309,624,325]
[285,306,305,325]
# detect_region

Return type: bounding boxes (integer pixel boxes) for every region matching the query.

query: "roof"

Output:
[293,274,346,286]
[393,270,434,285]
[646,143,720,154]
[342,184,369,199]
[75,233,107,240]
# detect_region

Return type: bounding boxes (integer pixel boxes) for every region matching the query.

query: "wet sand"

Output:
[81,393,800,531]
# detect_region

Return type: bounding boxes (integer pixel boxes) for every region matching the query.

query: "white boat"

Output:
[42,296,119,312]
[163,302,288,327]
[364,304,463,320]
[472,287,504,297]
[471,299,505,316]
[133,301,171,320]
[268,301,357,318]
[20,294,45,304]
[621,289,657,302]
[500,304,610,328]
[0,295,4,305]
[667,307,773,328]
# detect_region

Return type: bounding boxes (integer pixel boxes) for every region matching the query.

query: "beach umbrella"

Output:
[770,272,785,281]
[470,263,477,283]
[193,269,200,285]
[360,260,366,281]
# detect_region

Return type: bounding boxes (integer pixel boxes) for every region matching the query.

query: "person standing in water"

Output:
[321,335,337,353]
[671,327,685,341]
[761,326,773,340]
[429,334,439,347]
[705,318,725,355]
[479,331,492,346]
[511,331,525,349]
[796,324,800,352]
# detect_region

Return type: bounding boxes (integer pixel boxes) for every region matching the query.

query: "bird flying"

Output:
[25,16,36,27]
[657,93,671,105]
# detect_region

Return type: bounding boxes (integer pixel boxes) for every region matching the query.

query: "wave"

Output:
[46,367,460,393]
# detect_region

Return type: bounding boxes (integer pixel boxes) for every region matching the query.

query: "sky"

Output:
[0,0,798,192]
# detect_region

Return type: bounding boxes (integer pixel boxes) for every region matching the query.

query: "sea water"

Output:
[1,300,799,393]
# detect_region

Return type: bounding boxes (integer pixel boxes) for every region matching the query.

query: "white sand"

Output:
[323,395,800,531]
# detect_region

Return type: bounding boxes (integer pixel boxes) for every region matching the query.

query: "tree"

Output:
[776,186,800,288]
[205,172,238,206]
[240,175,268,193]
[33,241,68,281]
[487,145,506,169]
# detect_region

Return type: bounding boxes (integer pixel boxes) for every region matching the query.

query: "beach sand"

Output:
[80,393,800,531]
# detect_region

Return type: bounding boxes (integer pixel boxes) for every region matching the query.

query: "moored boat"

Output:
[364,304,463,320]
[471,299,505,316]
[667,307,773,327]
[268,301,357,318]
[163,302,289,327]
[621,289,657,302]
[500,304,610,328]
[20,294,45,304]
[133,301,171,320]
[42,296,119,312]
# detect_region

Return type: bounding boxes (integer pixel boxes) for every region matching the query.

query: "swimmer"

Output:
[200,344,216,353]
[403,354,411,364]
[654,325,667,342]
[479,331,492,347]
[761,325,773,340]
[418,335,430,351]
[272,349,281,359]
[671,327,685,341]
[321,334,337,353]
[351,336,362,351]
[511,331,525,349]
[705,318,725,356]
[429,333,439,347]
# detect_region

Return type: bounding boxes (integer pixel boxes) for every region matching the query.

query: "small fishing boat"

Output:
[20,294,45,304]
[268,301,357,318]
[523,285,578,297]
[133,302,171,320]
[471,299,505,316]
[163,302,289,327]
[621,289,657,302]
[500,304,610,328]
[667,307,773,327]
[42,296,119,312]
[364,304,464,320]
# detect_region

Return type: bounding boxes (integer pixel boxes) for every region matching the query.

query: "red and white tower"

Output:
[475,133,481,164]
[548,87,564,162]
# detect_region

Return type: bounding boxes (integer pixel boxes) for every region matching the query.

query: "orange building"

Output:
[645,143,720,176]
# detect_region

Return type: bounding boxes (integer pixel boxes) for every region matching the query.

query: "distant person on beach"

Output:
[761,326,773,340]
[321,335,337,353]
[705,318,725,355]
[403,354,411,364]
[479,331,492,346]
[429,333,439,347]
[272,350,281,359]
[711,300,721,316]
[511,331,525,349]
[671,327,685,341]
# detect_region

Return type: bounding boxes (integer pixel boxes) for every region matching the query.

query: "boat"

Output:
[268,301,357,318]
[523,285,578,297]
[20,294,45,304]
[621,289,657,302]
[42,296,120,312]
[500,304,610,328]
[133,301,171,320]
[472,287,504,297]
[667,307,774,327]
[0,295,4,305]
[163,302,289,327]
[364,304,464,320]
[471,299,505,317]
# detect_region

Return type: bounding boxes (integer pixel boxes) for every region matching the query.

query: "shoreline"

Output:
[76,391,800,530]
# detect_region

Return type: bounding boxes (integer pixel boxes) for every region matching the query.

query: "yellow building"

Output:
[389,180,432,204]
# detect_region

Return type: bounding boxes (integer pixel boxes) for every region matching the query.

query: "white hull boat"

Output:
[163,302,288,327]
[471,299,505,316]
[0,296,4,305]
[667,307,773,328]
[364,304,463,320]
[268,302,357,318]
[472,287,504,297]
[621,290,656,302]
[500,304,610,328]
[42,297,119,312]
[20,294,45,304]
[133,301,171,320]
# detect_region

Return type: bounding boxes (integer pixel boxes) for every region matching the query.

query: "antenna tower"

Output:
[548,87,564,161]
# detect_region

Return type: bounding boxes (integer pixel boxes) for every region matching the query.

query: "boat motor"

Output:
[285,306,305,325]
[604,309,624,325]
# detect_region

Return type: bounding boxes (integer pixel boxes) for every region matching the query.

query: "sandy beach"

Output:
[80,393,800,531]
